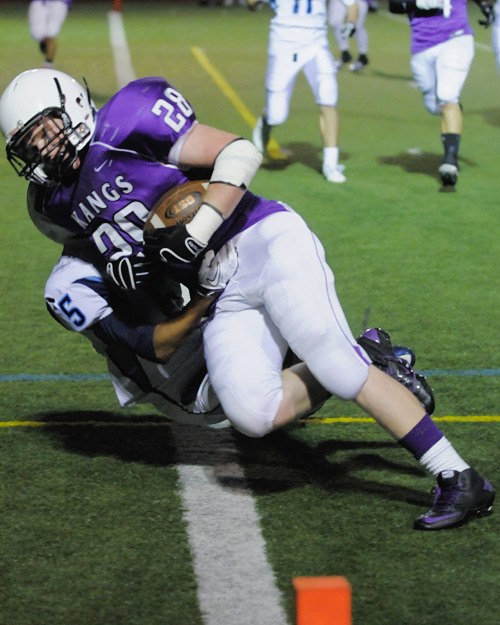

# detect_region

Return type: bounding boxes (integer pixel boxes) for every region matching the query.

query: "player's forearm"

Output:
[153,295,214,361]
[177,125,261,245]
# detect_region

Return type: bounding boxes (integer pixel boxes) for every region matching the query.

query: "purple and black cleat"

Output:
[414,468,495,530]
[356,328,435,414]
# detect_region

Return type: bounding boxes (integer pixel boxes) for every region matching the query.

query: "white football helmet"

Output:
[0,68,96,186]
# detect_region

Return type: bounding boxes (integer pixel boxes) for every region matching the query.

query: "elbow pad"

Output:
[210,138,262,189]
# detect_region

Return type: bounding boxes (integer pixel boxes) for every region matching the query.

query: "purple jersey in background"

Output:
[34,0,73,5]
[409,0,473,54]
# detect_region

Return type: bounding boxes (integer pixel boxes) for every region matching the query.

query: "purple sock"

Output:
[399,413,444,460]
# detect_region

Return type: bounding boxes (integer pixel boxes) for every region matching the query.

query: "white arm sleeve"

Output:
[210,138,262,189]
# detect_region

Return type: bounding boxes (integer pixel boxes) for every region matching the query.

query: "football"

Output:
[144,180,209,233]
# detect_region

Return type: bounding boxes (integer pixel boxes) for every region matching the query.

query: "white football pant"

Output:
[410,35,474,115]
[265,24,338,125]
[28,0,69,41]
[493,1,500,74]
[203,207,370,438]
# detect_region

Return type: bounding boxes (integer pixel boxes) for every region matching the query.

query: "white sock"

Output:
[419,437,470,476]
[323,146,339,170]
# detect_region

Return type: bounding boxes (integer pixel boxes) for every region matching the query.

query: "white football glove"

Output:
[340,21,356,39]
[197,241,238,298]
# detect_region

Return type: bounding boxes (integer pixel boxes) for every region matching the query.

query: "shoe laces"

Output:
[430,479,461,512]
[385,357,415,386]
[431,472,464,512]
[357,328,435,413]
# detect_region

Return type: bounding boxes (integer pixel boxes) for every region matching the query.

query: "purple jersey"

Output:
[34,0,73,5]
[409,0,472,54]
[33,77,285,264]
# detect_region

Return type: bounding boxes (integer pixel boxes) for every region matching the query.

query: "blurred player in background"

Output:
[492,0,500,72]
[248,0,358,183]
[389,0,495,188]
[329,0,370,72]
[28,0,72,68]
[199,0,246,6]
[0,68,495,530]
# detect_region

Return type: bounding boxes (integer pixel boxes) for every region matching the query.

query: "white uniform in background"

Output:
[28,0,72,66]
[328,0,370,71]
[492,1,500,73]
[203,204,369,437]
[253,0,357,182]
[264,0,339,127]
[28,0,70,40]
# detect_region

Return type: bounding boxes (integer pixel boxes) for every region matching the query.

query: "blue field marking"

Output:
[0,369,499,382]
[0,374,110,382]
[421,369,500,377]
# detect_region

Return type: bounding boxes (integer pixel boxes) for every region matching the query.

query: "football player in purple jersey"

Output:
[0,68,238,428]
[0,68,494,529]
[28,0,73,67]
[389,0,494,187]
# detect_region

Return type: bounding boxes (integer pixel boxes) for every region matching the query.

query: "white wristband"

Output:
[186,203,224,245]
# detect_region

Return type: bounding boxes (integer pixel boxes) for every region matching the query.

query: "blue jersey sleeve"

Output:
[93,313,158,362]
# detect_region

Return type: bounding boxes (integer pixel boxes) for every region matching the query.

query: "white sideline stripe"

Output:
[104,14,288,624]
[171,425,290,625]
[475,40,492,52]
[108,10,136,88]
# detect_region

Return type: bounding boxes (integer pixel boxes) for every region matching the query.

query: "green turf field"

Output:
[0,2,498,624]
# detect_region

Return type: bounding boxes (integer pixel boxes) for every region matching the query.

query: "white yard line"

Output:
[105,13,288,623]
[107,10,136,88]
[171,425,290,625]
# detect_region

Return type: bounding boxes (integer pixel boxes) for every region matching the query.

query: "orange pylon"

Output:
[293,576,352,625]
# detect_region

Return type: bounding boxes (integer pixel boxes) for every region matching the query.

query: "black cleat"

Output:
[357,328,435,414]
[336,50,353,69]
[414,468,495,530]
[349,54,369,72]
